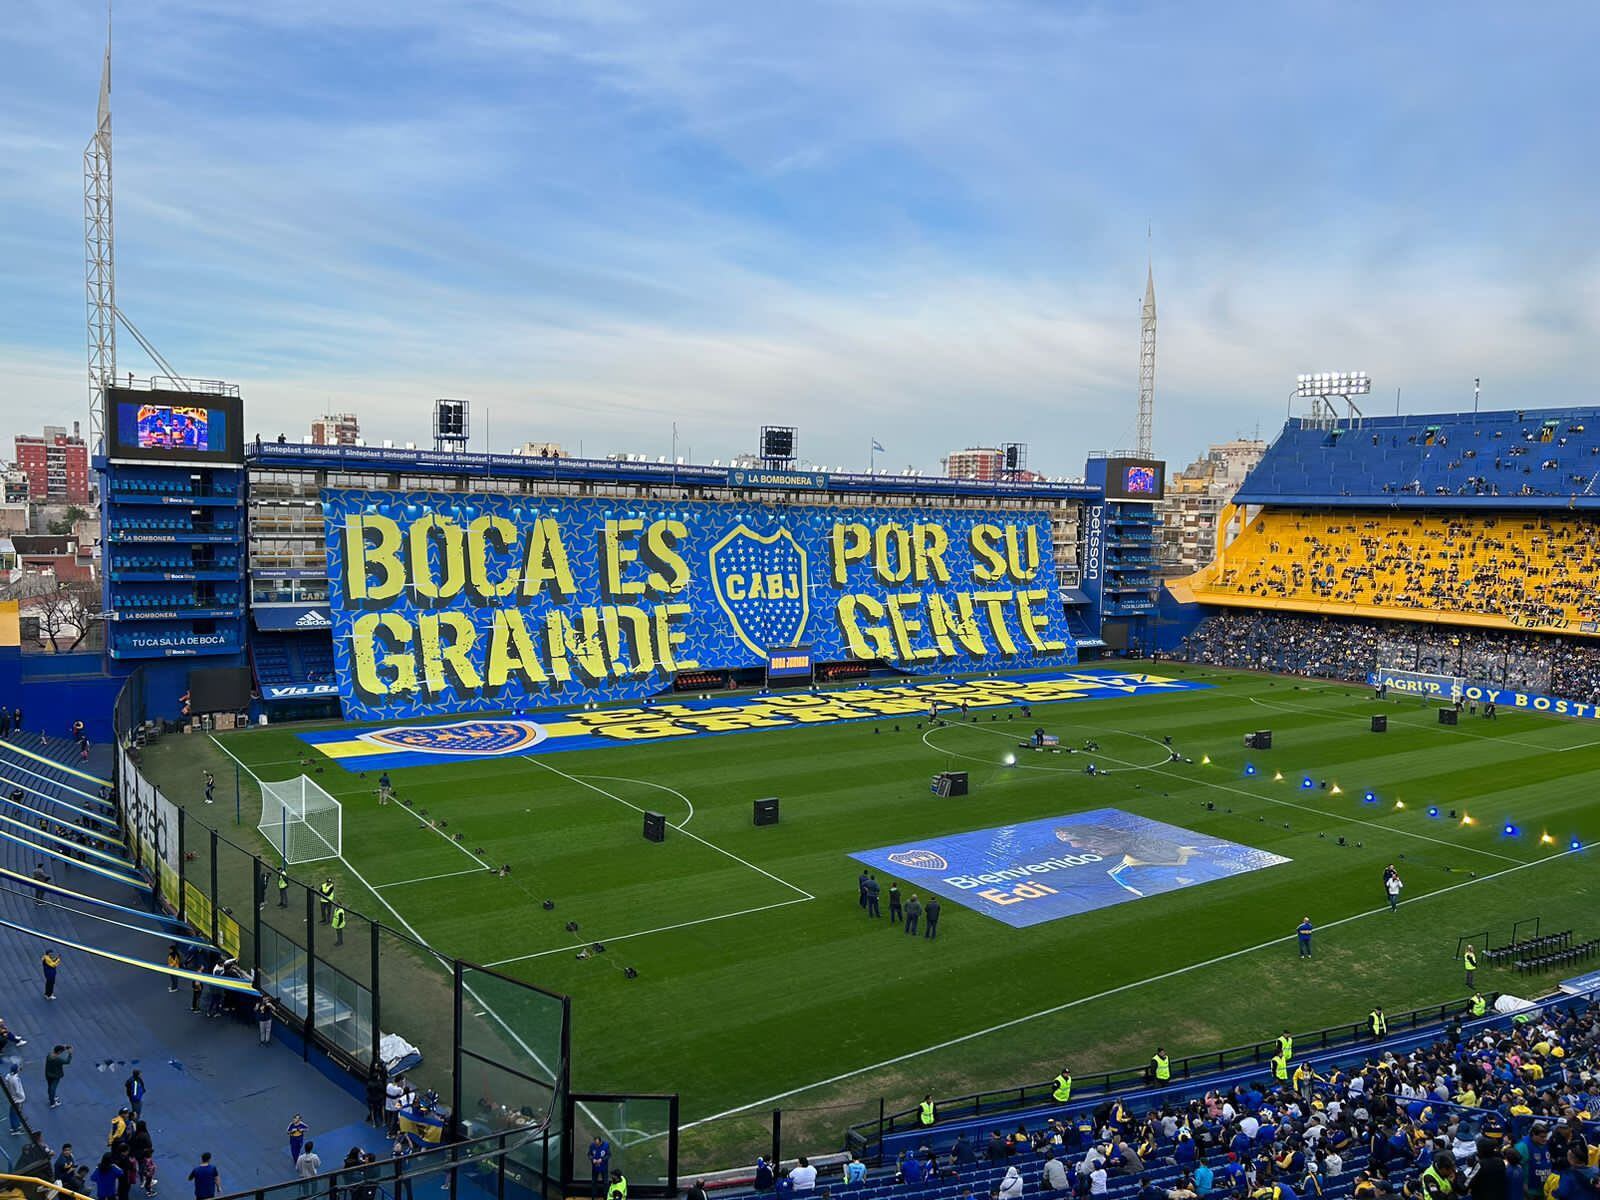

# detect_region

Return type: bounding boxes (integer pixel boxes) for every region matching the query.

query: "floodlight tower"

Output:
[1294,372,1372,425]
[1137,264,1156,458]
[84,30,116,455]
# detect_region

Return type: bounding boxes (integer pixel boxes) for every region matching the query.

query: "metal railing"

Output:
[849,993,1492,1156]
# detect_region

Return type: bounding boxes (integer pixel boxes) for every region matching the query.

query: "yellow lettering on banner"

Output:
[589,718,695,741]
[970,525,1006,582]
[887,592,936,662]
[873,524,912,584]
[973,589,1020,654]
[916,524,951,584]
[408,514,466,601]
[570,704,698,727]
[830,523,870,586]
[344,515,406,602]
[654,603,699,671]
[849,695,935,716]
[1016,588,1066,652]
[611,606,655,677]
[467,515,519,599]
[1006,525,1042,582]
[643,520,690,594]
[351,611,417,696]
[417,612,482,695]
[753,699,872,723]
[836,595,894,659]
[485,610,548,688]
[602,519,646,597]
[683,710,793,733]
[930,593,988,656]
[521,518,577,600]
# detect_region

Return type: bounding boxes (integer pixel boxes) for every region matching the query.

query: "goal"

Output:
[258,776,342,865]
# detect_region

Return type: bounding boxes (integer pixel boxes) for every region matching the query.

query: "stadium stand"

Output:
[1232,409,1600,505]
[0,734,385,1191]
[715,992,1600,1200]
[1190,510,1600,634]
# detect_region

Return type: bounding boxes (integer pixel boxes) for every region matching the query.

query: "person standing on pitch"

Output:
[1298,916,1314,958]
[1463,944,1478,988]
[378,772,393,806]
[904,894,922,936]
[865,874,881,918]
[888,882,903,925]
[857,870,870,912]
[1383,867,1403,912]
[924,897,941,939]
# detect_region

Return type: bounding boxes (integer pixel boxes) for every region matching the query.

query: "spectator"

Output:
[4,1060,26,1133]
[792,1157,818,1191]
[45,1043,71,1108]
[998,1165,1024,1200]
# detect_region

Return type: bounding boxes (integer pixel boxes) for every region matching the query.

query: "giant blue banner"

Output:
[323,490,1076,718]
[850,809,1291,928]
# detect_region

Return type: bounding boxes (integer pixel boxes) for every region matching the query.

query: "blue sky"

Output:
[2,1,1597,474]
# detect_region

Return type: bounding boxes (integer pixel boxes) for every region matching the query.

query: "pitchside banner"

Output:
[851,809,1291,928]
[1369,669,1600,719]
[322,490,1075,718]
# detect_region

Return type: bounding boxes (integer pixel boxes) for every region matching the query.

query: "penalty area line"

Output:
[483,895,813,968]
[526,756,813,900]
[679,844,1585,1130]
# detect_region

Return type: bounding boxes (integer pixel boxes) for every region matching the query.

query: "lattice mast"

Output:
[85,23,116,455]
[1137,262,1157,458]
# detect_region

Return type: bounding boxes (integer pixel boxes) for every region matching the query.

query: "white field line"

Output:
[681,844,1586,1129]
[375,867,489,889]
[932,714,1523,866]
[525,756,813,900]
[218,741,609,1137]
[484,896,813,968]
[1246,695,1557,751]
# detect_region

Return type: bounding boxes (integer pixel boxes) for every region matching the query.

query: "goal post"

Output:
[1369,668,1465,701]
[258,775,343,865]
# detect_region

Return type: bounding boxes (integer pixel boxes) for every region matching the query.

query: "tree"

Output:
[27,578,99,651]
[47,505,92,537]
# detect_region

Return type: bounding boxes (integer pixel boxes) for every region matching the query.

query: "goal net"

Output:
[258,776,342,865]
[1370,668,1465,701]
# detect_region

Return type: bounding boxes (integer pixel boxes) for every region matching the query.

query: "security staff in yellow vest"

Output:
[1270,1052,1289,1084]
[319,879,335,924]
[1368,1007,1387,1039]
[332,906,347,946]
[1052,1069,1073,1103]
[918,1094,935,1126]
[1470,994,1488,1017]
[1463,945,1478,988]
[1419,1154,1458,1200]
[1150,1048,1171,1083]
[607,1171,627,1200]
[276,867,289,908]
[1277,1030,1293,1060]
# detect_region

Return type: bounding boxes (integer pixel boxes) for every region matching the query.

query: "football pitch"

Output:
[140,664,1600,1164]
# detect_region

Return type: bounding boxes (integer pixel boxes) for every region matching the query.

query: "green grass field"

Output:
[139,664,1600,1166]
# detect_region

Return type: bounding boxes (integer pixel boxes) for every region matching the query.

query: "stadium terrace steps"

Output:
[1234,407,1600,507]
[0,768,386,1188]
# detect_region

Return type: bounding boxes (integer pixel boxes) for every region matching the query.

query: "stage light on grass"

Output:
[1244,763,1256,776]
[1004,753,1016,766]
[1572,839,1583,851]
[1540,832,1555,845]
[1329,784,1342,795]
[1273,771,1284,782]
[1363,791,1377,803]
[1201,755,1211,765]
[1394,800,1405,810]
[1428,806,1440,818]
[1503,823,1518,837]
[1461,814,1475,826]
[1301,777,1313,790]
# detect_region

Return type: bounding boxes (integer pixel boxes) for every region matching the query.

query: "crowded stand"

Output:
[1192,511,1600,635]
[1170,613,1600,704]
[733,997,1600,1200]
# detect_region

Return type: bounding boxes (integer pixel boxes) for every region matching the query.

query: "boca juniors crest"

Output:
[887,850,949,871]
[358,719,547,758]
[708,524,811,657]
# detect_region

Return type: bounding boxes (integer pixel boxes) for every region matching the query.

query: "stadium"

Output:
[6,16,1600,1200]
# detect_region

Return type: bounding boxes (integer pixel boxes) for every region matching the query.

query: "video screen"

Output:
[1102,457,1165,501]
[128,404,214,451]
[105,388,244,464]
